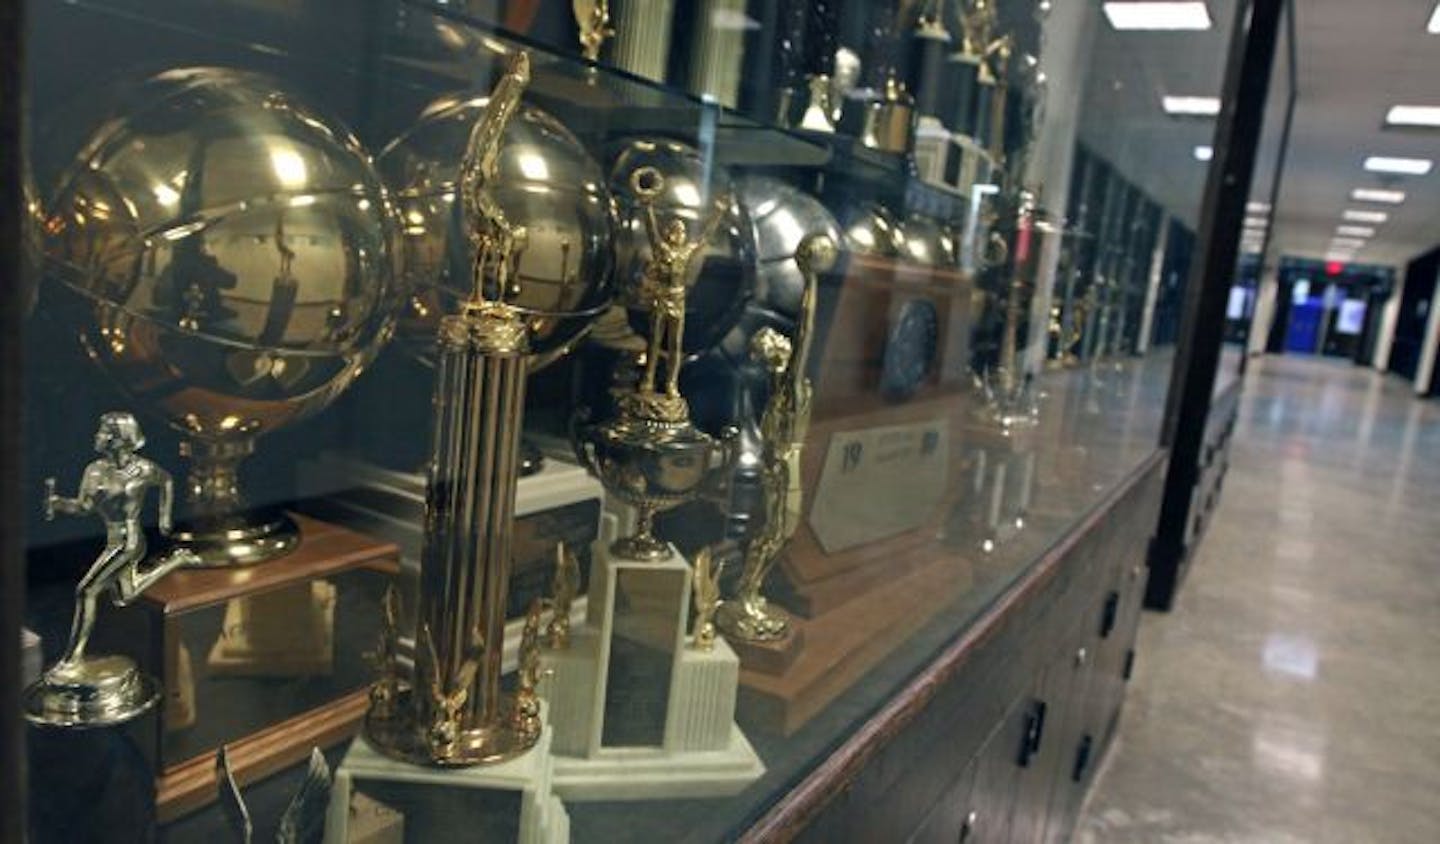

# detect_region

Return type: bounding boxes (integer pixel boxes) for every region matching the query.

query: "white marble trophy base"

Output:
[538,518,764,801]
[325,704,568,844]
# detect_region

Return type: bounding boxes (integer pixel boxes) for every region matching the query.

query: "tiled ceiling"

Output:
[1076,0,1440,270]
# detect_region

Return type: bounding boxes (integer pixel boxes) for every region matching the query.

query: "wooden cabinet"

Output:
[770,454,1165,844]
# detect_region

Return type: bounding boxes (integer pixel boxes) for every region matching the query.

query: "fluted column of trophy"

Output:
[364,50,612,767]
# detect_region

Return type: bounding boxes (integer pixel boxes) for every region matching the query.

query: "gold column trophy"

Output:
[717,235,836,644]
[363,50,546,766]
[329,49,599,844]
[26,413,199,727]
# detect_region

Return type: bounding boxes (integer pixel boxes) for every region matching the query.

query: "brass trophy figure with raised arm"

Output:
[717,234,835,643]
[26,412,200,726]
[574,166,736,562]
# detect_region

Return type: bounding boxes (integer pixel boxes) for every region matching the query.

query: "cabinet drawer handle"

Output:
[1071,733,1094,782]
[1019,699,1048,767]
[1100,590,1120,638]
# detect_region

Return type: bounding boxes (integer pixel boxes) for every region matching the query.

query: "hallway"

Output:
[1079,356,1440,843]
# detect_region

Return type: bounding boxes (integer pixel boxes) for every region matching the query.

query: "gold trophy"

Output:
[362,50,610,767]
[573,166,737,562]
[716,235,835,643]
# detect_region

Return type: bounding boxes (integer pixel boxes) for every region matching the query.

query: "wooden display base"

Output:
[103,513,401,823]
[725,626,805,676]
[738,551,974,735]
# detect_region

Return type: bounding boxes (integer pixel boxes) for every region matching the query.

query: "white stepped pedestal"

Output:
[325,704,568,844]
[538,519,764,801]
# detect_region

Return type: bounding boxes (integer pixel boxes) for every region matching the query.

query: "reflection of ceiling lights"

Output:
[1163,95,1221,116]
[1363,156,1432,175]
[1343,209,1388,223]
[1193,145,1213,161]
[1350,188,1406,204]
[1336,225,1375,237]
[1104,2,1212,30]
[1385,105,1440,127]
[1330,237,1366,250]
[1429,3,1440,33]
[1244,216,1269,229]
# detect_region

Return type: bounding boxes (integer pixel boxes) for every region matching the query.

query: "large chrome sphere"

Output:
[379,92,614,366]
[836,200,905,257]
[44,67,400,565]
[607,137,756,356]
[900,214,959,267]
[735,176,843,320]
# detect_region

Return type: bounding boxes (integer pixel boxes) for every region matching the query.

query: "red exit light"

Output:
[1325,260,1344,275]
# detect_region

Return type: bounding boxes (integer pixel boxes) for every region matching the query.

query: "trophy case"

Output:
[6,0,1275,841]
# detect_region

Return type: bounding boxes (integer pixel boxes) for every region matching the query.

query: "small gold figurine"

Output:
[629,165,727,412]
[546,543,580,649]
[420,624,482,759]
[513,599,545,736]
[573,0,613,63]
[690,547,722,651]
[365,585,404,720]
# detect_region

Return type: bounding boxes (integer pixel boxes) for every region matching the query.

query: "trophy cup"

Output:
[43,67,401,567]
[716,234,835,647]
[542,162,762,801]
[329,51,602,844]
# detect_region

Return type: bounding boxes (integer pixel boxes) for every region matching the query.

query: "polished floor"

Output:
[1079,355,1440,844]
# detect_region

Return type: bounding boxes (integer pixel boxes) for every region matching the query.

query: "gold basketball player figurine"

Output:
[718,234,835,642]
[690,547,722,651]
[26,412,200,726]
[573,0,613,63]
[546,543,580,649]
[627,165,727,419]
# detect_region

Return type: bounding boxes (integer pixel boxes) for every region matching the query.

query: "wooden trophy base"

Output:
[724,625,805,676]
[113,513,401,823]
[738,550,974,735]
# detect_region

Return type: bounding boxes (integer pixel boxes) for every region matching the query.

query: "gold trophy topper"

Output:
[546,542,580,649]
[573,0,613,63]
[690,547,723,651]
[628,165,727,416]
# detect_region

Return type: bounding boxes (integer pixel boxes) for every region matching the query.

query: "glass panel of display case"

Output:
[14,0,1243,840]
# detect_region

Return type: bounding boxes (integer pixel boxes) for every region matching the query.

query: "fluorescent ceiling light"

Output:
[1163,95,1221,116]
[1193,145,1213,161]
[1104,2,1212,30]
[1335,225,1375,237]
[1343,209,1388,223]
[1385,105,1440,127]
[1243,216,1269,228]
[1350,188,1406,204]
[1246,201,1272,213]
[1330,237,1367,249]
[1363,156,1432,175]
[1325,253,1355,263]
[1429,3,1440,33]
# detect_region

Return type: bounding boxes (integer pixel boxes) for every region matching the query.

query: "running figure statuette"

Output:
[26,411,200,726]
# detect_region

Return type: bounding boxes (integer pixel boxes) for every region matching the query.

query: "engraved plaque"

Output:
[808,420,950,553]
[601,567,687,747]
